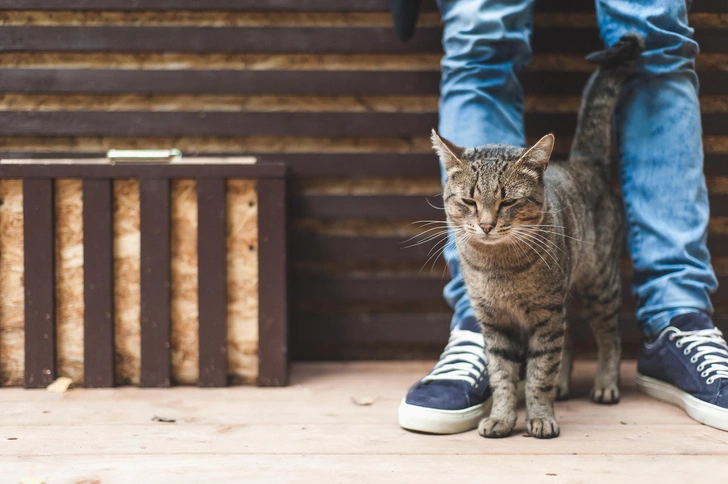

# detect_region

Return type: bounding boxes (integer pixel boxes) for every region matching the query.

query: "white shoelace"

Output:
[668,327,728,385]
[422,330,487,387]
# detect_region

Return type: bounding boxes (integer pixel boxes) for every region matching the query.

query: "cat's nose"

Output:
[480,223,494,234]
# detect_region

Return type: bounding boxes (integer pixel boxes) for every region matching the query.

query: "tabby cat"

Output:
[431,34,644,439]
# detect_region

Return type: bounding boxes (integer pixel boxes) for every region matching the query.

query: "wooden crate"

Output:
[0,159,287,388]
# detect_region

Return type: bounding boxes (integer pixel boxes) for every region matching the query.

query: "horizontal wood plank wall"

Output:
[0,1,726,360]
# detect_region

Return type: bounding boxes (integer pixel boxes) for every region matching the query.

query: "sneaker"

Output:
[636,312,728,431]
[398,318,492,434]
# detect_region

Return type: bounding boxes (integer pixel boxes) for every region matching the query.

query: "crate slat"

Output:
[82,178,115,388]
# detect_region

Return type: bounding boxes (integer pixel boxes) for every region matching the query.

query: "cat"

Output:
[430,33,644,439]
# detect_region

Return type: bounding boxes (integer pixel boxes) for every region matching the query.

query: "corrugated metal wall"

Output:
[0,0,726,360]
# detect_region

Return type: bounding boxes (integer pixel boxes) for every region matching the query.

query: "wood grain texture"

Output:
[22,178,56,388]
[257,177,288,387]
[2,69,725,96]
[2,361,728,482]
[82,178,115,387]
[1,112,726,138]
[139,177,172,388]
[196,178,227,387]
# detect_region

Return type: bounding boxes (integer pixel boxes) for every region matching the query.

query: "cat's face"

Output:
[432,131,554,246]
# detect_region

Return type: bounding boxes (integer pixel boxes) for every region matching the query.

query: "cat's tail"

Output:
[569,33,645,173]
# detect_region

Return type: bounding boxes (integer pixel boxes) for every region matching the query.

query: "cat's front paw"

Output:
[478,417,515,438]
[527,417,560,439]
[590,385,620,404]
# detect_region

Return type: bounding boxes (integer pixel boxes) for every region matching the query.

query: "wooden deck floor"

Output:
[2,361,728,483]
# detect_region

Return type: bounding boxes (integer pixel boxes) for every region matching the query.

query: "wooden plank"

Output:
[2,111,727,138]
[292,194,728,219]
[139,177,172,388]
[257,176,288,387]
[1,421,727,456]
[0,111,439,137]
[0,26,443,54]
[22,178,56,388]
[82,178,115,388]
[2,69,726,96]
[196,178,228,387]
[1,27,724,54]
[0,162,286,180]
[261,153,440,178]
[0,69,443,96]
[293,274,728,305]
[292,234,439,261]
[0,455,726,483]
[0,0,440,11]
[293,234,728,261]
[289,313,646,360]
[292,313,451,345]
[291,195,444,219]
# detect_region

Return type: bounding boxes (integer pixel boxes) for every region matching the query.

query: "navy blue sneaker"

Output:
[636,312,728,431]
[398,319,492,434]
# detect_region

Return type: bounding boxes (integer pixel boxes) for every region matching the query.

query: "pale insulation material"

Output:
[0,180,24,386]
[114,179,141,386]
[55,179,84,384]
[171,179,199,385]
[227,180,259,384]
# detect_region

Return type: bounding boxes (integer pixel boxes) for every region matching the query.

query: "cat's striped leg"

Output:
[525,305,566,439]
[477,323,521,438]
[583,274,622,404]
[556,332,573,401]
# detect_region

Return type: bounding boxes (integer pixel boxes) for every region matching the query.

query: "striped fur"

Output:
[432,34,643,439]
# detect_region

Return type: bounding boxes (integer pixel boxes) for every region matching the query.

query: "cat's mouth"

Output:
[473,231,510,245]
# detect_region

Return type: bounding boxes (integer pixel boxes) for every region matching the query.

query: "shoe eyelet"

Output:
[698,364,706,371]
[676,342,683,348]
[707,378,716,385]
[690,356,698,363]
[683,348,690,355]
[701,371,710,378]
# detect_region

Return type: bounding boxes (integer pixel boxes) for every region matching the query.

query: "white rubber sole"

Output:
[635,372,728,432]
[398,381,526,435]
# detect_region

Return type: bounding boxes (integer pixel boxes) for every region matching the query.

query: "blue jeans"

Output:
[437,0,717,336]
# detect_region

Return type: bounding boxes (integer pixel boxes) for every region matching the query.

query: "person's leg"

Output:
[598,0,728,431]
[438,0,533,330]
[399,0,533,434]
[598,0,716,336]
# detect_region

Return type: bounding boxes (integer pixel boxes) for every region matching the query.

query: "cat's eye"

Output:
[461,198,477,207]
[500,199,518,207]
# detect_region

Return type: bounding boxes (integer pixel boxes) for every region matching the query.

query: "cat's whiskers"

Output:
[509,230,552,271]
[426,198,446,211]
[511,228,567,277]
[513,229,561,262]
[519,225,593,245]
[517,227,564,253]
[403,227,454,247]
[422,234,459,273]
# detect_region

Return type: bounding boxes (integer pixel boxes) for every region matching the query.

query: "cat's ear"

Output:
[431,129,466,174]
[520,134,554,171]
